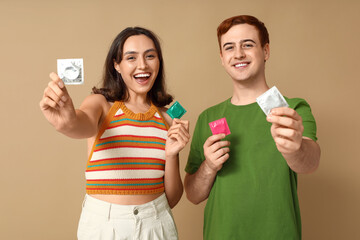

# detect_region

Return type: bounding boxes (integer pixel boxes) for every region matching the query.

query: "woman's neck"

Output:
[124,94,151,114]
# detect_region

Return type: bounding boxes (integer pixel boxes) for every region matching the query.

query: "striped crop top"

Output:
[85,101,169,195]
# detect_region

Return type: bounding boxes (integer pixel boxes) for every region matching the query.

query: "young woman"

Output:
[40,27,189,240]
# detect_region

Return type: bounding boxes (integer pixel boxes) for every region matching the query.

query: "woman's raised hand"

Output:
[165,119,190,157]
[39,72,76,131]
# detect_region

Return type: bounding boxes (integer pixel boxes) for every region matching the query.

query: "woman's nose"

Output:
[137,57,147,69]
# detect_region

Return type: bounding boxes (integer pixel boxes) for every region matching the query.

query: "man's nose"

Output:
[235,46,246,59]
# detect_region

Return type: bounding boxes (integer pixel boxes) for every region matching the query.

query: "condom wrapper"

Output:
[166,101,186,119]
[209,118,231,135]
[57,58,84,85]
[256,86,289,115]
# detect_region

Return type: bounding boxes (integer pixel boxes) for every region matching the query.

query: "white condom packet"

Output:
[57,58,84,85]
[256,86,289,115]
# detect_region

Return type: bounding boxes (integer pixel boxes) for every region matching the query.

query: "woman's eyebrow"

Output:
[124,51,138,55]
[144,48,156,54]
[124,48,156,55]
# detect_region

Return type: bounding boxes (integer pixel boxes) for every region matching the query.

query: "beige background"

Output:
[1,0,359,239]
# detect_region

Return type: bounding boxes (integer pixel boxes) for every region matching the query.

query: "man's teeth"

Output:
[134,73,150,78]
[235,63,248,67]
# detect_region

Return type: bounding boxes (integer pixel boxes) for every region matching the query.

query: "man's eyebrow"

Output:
[222,39,256,48]
[124,48,156,55]
[223,42,234,48]
[240,39,256,44]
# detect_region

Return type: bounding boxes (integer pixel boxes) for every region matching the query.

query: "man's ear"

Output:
[264,43,270,61]
[219,50,225,67]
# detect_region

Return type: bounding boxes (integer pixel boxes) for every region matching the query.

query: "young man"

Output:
[184,15,320,239]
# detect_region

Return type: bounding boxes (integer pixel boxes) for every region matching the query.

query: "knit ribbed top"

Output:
[85,101,169,195]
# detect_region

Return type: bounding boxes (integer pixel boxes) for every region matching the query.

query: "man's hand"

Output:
[184,133,230,204]
[266,107,304,155]
[203,134,230,173]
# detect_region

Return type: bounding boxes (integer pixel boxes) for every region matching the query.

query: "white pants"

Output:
[77,194,178,240]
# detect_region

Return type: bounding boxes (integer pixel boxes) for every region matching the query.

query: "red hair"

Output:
[217,15,269,50]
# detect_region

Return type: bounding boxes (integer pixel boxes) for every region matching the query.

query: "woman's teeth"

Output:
[134,73,150,78]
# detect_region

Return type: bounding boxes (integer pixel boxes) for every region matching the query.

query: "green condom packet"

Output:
[166,101,187,119]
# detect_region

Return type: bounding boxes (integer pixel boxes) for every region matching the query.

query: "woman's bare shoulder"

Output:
[80,93,110,110]
[159,107,172,127]
[82,93,108,104]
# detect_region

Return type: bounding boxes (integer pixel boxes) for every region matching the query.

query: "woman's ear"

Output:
[114,60,121,74]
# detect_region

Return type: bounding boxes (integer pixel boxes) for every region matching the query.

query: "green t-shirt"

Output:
[185,97,317,240]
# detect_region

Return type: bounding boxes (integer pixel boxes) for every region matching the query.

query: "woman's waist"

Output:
[89,192,163,205]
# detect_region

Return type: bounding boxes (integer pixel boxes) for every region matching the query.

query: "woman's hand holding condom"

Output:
[165,119,190,158]
[39,72,76,131]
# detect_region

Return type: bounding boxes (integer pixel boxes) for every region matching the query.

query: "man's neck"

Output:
[230,78,269,106]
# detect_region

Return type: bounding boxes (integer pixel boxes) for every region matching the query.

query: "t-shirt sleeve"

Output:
[185,113,207,174]
[290,98,318,142]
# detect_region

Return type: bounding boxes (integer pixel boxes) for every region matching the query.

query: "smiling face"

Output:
[220,24,269,84]
[114,34,160,100]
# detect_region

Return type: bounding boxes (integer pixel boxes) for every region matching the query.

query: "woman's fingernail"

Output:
[58,81,64,88]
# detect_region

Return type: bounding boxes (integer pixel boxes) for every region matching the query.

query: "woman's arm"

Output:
[161,110,190,208]
[40,72,106,139]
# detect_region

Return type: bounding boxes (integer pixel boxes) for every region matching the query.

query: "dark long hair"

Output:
[92,27,173,107]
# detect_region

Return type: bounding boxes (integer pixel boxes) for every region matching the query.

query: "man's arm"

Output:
[184,134,230,204]
[267,107,320,173]
[282,137,320,173]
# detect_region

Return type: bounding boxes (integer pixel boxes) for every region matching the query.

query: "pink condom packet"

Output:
[209,118,231,135]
